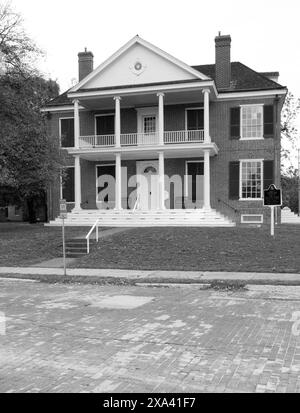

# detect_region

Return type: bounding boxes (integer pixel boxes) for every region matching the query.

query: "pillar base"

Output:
[73,206,82,212]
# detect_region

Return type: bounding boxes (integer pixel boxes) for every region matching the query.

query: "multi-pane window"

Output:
[60,118,74,147]
[240,160,262,199]
[186,109,204,130]
[143,116,156,134]
[241,105,263,139]
[61,167,75,202]
[95,115,114,135]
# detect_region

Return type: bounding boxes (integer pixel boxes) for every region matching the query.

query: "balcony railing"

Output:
[121,132,158,146]
[164,130,204,144]
[78,129,204,148]
[79,134,115,147]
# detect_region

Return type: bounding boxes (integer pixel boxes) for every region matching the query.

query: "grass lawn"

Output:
[0,223,87,266]
[70,225,300,273]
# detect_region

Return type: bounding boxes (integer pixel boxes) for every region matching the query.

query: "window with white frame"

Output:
[240,160,263,199]
[241,105,263,139]
[143,116,156,134]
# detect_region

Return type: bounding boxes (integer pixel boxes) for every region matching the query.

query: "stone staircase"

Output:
[281,207,300,224]
[48,208,235,227]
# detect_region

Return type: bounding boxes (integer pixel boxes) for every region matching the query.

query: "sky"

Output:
[8,0,300,157]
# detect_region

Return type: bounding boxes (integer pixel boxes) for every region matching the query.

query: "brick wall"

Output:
[47,99,281,225]
[209,97,281,225]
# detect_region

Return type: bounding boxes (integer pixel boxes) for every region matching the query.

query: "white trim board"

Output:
[241,214,263,224]
[68,81,215,99]
[41,105,85,113]
[218,89,286,100]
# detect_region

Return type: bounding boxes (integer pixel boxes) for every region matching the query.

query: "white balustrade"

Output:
[78,130,204,148]
[164,130,204,144]
[121,132,159,146]
[79,135,115,147]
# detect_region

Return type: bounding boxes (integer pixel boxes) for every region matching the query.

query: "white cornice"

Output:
[217,88,287,100]
[68,81,216,99]
[42,86,287,112]
[40,105,85,113]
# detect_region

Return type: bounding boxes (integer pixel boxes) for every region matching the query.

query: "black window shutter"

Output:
[62,168,75,202]
[229,161,240,199]
[230,107,240,139]
[263,160,274,189]
[263,105,274,138]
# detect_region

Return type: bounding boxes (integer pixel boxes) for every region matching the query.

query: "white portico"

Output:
[70,85,215,212]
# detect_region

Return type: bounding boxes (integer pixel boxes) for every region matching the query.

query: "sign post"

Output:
[263,184,282,237]
[59,199,68,276]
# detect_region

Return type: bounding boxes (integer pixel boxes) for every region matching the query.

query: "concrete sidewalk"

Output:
[0,266,300,284]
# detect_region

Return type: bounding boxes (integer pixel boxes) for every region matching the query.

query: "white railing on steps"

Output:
[85,218,99,254]
[133,195,140,212]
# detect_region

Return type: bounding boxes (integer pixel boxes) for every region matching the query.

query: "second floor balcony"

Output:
[65,84,219,158]
[79,129,204,148]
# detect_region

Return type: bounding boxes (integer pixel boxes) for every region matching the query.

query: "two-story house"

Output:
[44,34,287,227]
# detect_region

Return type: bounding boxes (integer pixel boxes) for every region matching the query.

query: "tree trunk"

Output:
[27,197,37,224]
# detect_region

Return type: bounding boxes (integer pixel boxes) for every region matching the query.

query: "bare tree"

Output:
[0,1,62,222]
[0,1,41,76]
[281,91,300,174]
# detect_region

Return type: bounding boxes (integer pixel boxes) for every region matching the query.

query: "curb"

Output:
[1,273,300,286]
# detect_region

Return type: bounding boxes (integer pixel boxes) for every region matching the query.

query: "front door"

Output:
[136,161,159,210]
[137,108,159,145]
[185,161,204,208]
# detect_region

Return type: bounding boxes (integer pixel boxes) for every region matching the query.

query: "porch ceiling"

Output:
[77,87,214,110]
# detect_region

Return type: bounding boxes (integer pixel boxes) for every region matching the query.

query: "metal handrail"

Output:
[133,194,140,212]
[217,198,238,213]
[85,218,99,254]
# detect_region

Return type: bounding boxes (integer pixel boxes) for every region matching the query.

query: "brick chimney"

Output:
[215,33,231,89]
[78,48,94,82]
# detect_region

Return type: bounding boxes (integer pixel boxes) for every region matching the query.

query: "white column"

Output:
[202,89,211,143]
[114,96,121,148]
[158,151,165,209]
[74,155,81,210]
[157,92,164,145]
[73,99,80,148]
[203,150,211,210]
[115,153,122,210]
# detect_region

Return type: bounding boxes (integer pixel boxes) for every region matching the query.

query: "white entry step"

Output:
[281,207,300,224]
[47,209,235,227]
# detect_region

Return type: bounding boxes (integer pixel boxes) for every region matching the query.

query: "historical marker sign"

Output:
[263,184,281,237]
[264,184,282,207]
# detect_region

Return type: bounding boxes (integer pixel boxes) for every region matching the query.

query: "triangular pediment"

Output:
[70,36,209,92]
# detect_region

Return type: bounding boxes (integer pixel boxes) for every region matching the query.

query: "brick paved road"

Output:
[0,279,300,393]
